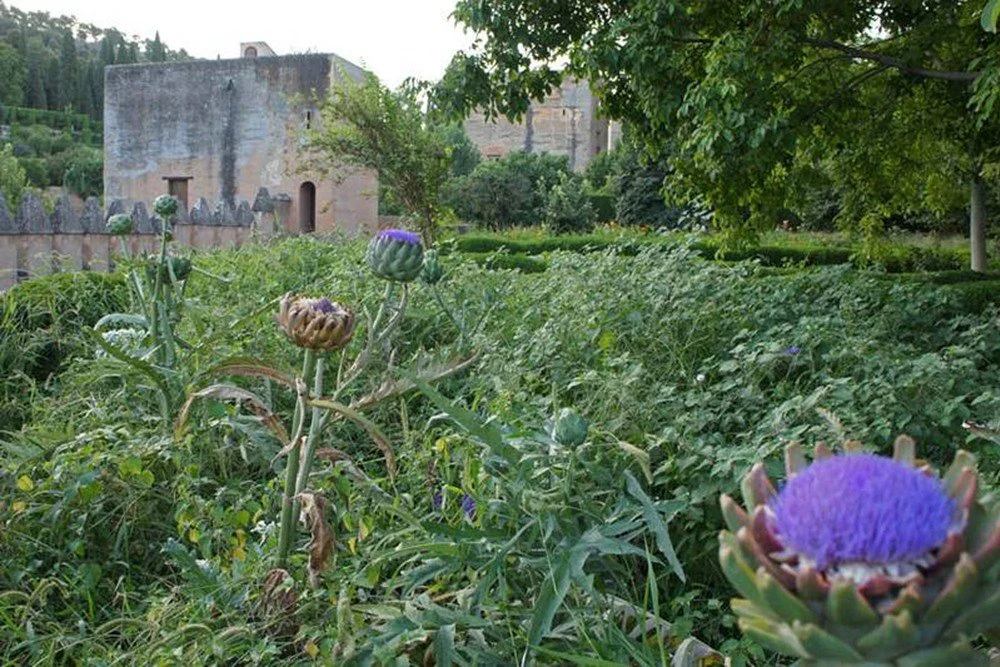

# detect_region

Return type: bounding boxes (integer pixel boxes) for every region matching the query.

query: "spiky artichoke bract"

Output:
[106,213,133,236]
[278,294,356,351]
[719,438,1000,665]
[420,248,443,285]
[366,229,424,282]
[551,408,588,447]
[153,194,179,219]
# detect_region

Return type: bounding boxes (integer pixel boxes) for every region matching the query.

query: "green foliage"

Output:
[0,3,189,121]
[614,145,684,229]
[545,172,595,234]
[0,271,126,429]
[307,73,451,243]
[445,151,571,229]
[0,40,25,106]
[4,236,1000,663]
[435,122,480,177]
[0,142,27,208]
[435,0,999,253]
[61,145,103,198]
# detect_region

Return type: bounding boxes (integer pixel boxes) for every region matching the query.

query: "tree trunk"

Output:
[971,176,988,273]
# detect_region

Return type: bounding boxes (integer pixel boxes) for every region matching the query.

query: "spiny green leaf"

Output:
[625,470,685,581]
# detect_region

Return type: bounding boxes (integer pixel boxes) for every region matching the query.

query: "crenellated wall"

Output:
[0,187,286,292]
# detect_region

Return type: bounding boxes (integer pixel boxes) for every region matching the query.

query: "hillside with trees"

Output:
[0,1,189,202]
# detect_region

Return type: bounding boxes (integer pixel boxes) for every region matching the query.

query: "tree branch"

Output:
[802,38,980,82]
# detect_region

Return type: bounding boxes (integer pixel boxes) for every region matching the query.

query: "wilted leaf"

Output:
[296,492,335,588]
[203,356,296,389]
[176,383,289,446]
[307,398,396,478]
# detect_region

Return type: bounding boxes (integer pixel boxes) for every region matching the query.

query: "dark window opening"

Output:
[305,110,312,129]
[244,46,258,58]
[299,182,316,233]
[165,177,192,211]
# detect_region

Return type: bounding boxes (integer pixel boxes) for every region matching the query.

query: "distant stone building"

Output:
[463,78,620,172]
[104,45,377,235]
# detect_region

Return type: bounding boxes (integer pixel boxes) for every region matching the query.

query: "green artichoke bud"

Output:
[719,438,1000,665]
[366,229,424,282]
[106,213,133,236]
[421,248,444,285]
[146,255,192,284]
[278,293,356,351]
[551,408,588,447]
[153,194,180,219]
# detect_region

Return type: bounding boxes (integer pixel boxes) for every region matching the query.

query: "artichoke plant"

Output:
[106,213,134,236]
[146,255,192,284]
[421,248,443,285]
[153,194,180,219]
[278,294,356,351]
[720,438,1000,665]
[551,408,589,447]
[366,228,424,282]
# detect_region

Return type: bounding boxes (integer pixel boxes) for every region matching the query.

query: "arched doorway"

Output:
[299,182,316,233]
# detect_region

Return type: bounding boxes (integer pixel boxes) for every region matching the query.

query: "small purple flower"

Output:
[432,491,443,512]
[315,297,336,314]
[377,228,421,245]
[770,454,955,570]
[461,494,476,520]
[784,345,801,356]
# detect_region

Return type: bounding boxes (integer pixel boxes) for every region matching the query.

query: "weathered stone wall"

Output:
[104,53,377,235]
[463,78,612,172]
[0,191,275,293]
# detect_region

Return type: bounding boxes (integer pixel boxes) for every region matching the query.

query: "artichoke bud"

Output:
[719,438,1000,664]
[551,408,589,447]
[146,255,192,284]
[421,248,444,285]
[106,213,134,236]
[153,194,180,219]
[278,293,356,351]
[366,229,424,282]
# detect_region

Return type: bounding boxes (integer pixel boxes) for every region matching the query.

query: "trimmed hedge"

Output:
[446,233,969,273]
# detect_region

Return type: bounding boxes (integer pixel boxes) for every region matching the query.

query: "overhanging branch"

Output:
[802,37,980,82]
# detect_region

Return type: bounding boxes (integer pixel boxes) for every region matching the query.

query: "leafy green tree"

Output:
[0,41,25,106]
[436,0,1000,269]
[545,171,595,234]
[0,143,27,209]
[435,123,480,177]
[306,73,452,242]
[146,31,166,63]
[58,29,77,111]
[62,145,102,198]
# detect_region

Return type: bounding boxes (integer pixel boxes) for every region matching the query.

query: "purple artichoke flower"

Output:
[784,345,801,356]
[770,453,955,576]
[377,228,421,245]
[432,491,443,512]
[461,494,476,520]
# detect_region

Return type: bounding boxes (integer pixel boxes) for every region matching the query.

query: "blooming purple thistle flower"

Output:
[461,494,476,520]
[770,454,955,570]
[377,228,421,245]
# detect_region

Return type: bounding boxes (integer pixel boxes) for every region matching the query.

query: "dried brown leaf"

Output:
[296,492,334,588]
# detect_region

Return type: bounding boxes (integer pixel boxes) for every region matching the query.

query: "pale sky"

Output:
[8,0,477,88]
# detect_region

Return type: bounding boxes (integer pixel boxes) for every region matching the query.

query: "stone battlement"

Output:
[0,188,284,292]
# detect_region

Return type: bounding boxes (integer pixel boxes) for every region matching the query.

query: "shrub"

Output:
[17,155,49,188]
[0,143,27,208]
[545,172,595,234]
[446,151,571,229]
[614,147,683,228]
[62,146,103,198]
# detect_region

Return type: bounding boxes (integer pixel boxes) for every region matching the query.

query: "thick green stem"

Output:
[276,349,317,568]
[295,355,326,496]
